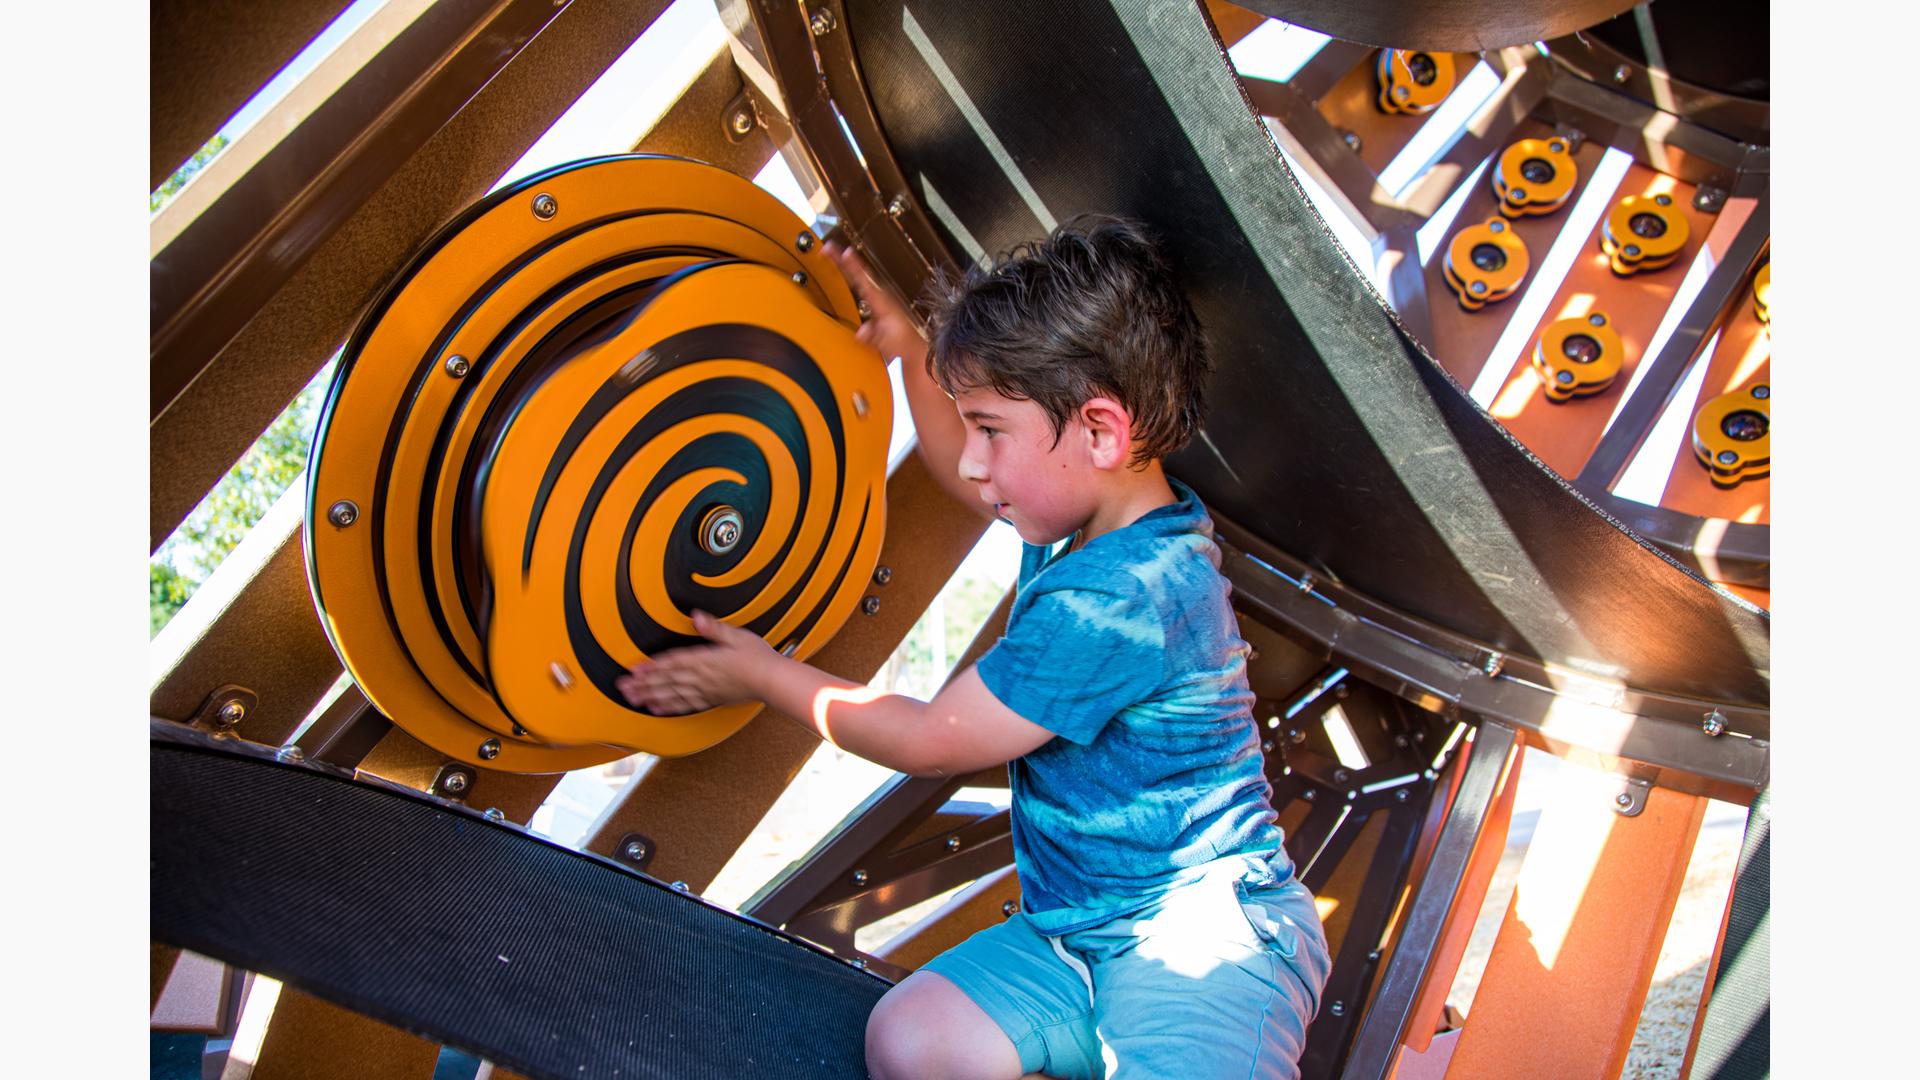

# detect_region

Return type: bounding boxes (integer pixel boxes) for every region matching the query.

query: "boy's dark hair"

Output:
[925,215,1209,465]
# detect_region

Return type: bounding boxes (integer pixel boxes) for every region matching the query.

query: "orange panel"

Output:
[1469,167,1723,479]
[1658,301,1770,526]
[1443,777,1706,1079]
[1315,52,1478,177]
[1420,123,1615,387]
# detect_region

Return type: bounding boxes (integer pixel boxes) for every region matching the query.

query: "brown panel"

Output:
[249,987,441,1080]
[355,725,565,821]
[632,50,778,178]
[152,943,182,1010]
[150,524,342,748]
[581,451,991,890]
[151,0,351,189]
[1444,779,1706,1078]
[152,0,677,551]
[1315,809,1387,958]
[872,864,1023,971]
[1420,121,1615,387]
[1465,167,1722,479]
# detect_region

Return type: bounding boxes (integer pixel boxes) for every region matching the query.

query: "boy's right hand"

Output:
[825,241,927,368]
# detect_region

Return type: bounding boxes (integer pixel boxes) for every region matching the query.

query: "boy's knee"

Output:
[866,972,1024,1080]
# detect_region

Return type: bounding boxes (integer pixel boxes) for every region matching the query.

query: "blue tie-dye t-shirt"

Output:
[974,478,1288,935]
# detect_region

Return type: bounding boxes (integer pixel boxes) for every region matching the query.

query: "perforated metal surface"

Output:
[150,735,886,1080]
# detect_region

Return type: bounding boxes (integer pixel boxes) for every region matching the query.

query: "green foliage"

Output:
[152,134,230,213]
[150,362,335,636]
[889,573,1009,698]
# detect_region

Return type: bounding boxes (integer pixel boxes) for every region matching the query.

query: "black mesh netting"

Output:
[151,739,886,1079]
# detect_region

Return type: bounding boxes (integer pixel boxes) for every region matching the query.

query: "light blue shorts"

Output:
[920,857,1331,1080]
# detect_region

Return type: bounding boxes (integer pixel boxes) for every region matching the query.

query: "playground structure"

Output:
[151,2,1769,1077]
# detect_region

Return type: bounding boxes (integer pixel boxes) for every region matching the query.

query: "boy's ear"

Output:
[1078,397,1134,470]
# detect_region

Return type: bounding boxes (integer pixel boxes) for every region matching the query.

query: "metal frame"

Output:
[1541,30,1769,148]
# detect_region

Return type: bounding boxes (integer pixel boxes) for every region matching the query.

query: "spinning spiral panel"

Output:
[306,156,890,769]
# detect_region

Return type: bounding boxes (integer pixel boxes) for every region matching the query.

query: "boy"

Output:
[617,217,1329,1079]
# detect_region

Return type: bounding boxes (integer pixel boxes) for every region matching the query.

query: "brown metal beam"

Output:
[151,0,351,190]
[248,987,442,1080]
[579,451,991,891]
[151,0,676,552]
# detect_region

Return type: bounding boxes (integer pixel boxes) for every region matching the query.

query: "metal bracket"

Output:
[190,685,257,732]
[616,833,656,871]
[1611,777,1653,817]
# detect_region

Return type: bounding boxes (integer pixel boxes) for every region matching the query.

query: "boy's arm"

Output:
[617,611,1054,777]
[826,243,985,515]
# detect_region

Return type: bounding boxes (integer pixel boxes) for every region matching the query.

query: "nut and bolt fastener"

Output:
[1702,710,1727,737]
[1003,900,1021,917]
[1615,791,1634,808]
[328,500,360,527]
[730,109,754,137]
[861,595,881,615]
[622,839,648,861]
[851,869,870,887]
[945,837,961,852]
[887,193,909,218]
[444,354,470,378]
[872,565,892,586]
[531,193,558,219]
[809,8,836,35]
[483,807,506,823]
[796,230,816,252]
[479,738,501,760]
[1613,64,1631,83]
[216,699,247,726]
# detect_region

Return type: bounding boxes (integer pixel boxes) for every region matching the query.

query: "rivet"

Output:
[328,500,359,528]
[851,869,869,887]
[809,7,836,35]
[444,354,470,379]
[872,565,893,586]
[483,807,507,823]
[479,738,501,760]
[852,391,869,417]
[861,595,881,615]
[550,661,575,690]
[796,230,816,253]
[1002,900,1020,917]
[531,192,558,219]
[887,193,909,218]
[1702,710,1727,737]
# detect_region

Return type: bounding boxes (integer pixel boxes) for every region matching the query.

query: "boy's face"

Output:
[952,387,1098,546]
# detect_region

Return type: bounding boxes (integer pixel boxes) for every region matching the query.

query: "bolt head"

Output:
[273,745,304,763]
[1615,791,1634,807]
[1395,789,1409,801]
[216,699,247,725]
[1470,280,1488,294]
[1287,728,1305,744]
[1341,130,1361,152]
[1613,64,1631,83]
[1303,789,1317,802]
[672,880,690,892]
[1262,740,1274,754]
[623,839,648,861]
[945,836,961,852]
[730,109,754,137]
[1556,370,1575,385]
[861,595,881,616]
[1654,194,1672,207]
[479,738,501,760]
[791,270,808,287]
[531,193,558,220]
[1623,243,1641,258]
[1702,711,1727,736]
[327,500,359,528]
[1751,385,1769,400]
[872,565,892,586]
[441,770,471,795]
[1393,85,1410,100]
[483,807,506,823]
[887,193,909,218]
[809,8,836,35]
[444,354,470,379]
[796,230,816,252]
[851,869,870,887]
[1002,899,1020,917]
[1330,1000,1346,1016]
[1717,450,1738,466]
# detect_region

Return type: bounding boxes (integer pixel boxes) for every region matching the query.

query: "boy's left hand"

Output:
[615,610,774,715]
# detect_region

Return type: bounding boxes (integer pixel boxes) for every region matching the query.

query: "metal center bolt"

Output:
[700,506,745,555]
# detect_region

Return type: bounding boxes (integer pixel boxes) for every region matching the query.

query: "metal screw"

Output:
[1654,194,1672,207]
[856,297,872,319]
[328,500,359,528]
[1702,710,1727,737]
[511,722,527,737]
[1333,768,1350,784]
[887,193,909,219]
[1717,450,1738,466]
[672,881,690,892]
[439,767,473,796]
[730,108,755,137]
[945,836,961,852]
[1395,789,1409,802]
[872,565,892,586]
[1510,187,1527,202]
[274,745,305,763]
[1588,313,1607,326]
[851,869,870,887]
[1262,740,1274,754]
[1693,186,1726,212]
[479,738,501,760]
[851,957,868,969]
[531,193,558,220]
[1287,728,1306,745]
[1304,789,1317,802]
[796,230,816,253]
[483,807,507,823]
[1751,385,1769,400]
[1393,85,1410,101]
[1003,900,1020,917]
[1488,219,1505,233]
[444,354,470,379]
[780,640,800,657]
[1330,1001,1347,1017]
[809,7,836,35]
[1340,129,1361,152]
[861,595,881,616]
[622,839,649,862]
[1615,791,1633,808]
[791,270,808,287]
[1368,949,1382,962]
[1623,243,1641,258]
[1470,280,1487,295]
[1612,64,1631,83]
[216,699,247,726]
[1347,790,1358,801]
[1335,684,1350,700]
[1557,370,1575,385]
[852,391,869,418]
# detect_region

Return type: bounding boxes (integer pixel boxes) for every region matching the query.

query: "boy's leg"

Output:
[1078,873,1328,1080]
[871,913,1104,1080]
